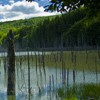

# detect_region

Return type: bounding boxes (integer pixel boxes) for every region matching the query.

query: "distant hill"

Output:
[0,16,56,44]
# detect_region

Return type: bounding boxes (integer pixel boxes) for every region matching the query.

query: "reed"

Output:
[83,69,85,83]
[35,51,39,87]
[95,56,98,84]
[52,74,54,92]
[71,50,76,85]
[38,51,43,90]
[60,46,64,87]
[67,68,69,87]
[49,75,51,100]
[19,57,23,79]
[3,55,7,87]
[27,47,31,100]
[42,50,46,85]
[58,83,100,100]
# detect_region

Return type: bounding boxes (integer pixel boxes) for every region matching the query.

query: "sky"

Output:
[0,0,59,22]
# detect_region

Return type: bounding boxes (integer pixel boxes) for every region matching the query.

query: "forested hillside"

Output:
[0,16,55,45]
[0,8,100,49]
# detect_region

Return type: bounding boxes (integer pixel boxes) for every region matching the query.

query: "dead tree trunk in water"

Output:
[7,30,16,98]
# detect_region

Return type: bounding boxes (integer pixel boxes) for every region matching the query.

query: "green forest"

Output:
[0,8,100,49]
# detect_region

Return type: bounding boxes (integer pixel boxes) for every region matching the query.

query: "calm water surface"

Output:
[0,51,100,100]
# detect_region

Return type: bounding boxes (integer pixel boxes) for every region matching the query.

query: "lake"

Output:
[0,51,100,100]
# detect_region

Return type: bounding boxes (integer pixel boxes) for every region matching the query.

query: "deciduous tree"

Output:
[27,0,100,14]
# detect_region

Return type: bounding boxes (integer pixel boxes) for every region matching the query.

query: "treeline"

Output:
[31,8,87,48]
[15,8,100,49]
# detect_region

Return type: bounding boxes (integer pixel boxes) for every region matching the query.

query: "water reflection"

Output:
[0,51,100,100]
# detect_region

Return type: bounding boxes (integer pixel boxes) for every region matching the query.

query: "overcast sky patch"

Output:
[0,0,59,22]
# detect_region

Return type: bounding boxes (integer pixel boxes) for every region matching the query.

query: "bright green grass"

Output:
[58,83,100,100]
[7,95,16,100]
[64,98,78,100]
[81,84,100,99]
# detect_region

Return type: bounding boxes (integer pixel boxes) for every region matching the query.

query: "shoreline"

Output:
[0,46,100,52]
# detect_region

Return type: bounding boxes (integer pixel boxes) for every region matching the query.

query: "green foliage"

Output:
[0,16,55,45]
[64,98,78,100]
[57,84,100,100]
[58,85,78,99]
[64,15,100,46]
[29,8,87,48]
[0,16,53,35]
[45,0,100,16]
[58,88,65,98]
[7,95,16,100]
[27,0,100,14]
[81,84,100,99]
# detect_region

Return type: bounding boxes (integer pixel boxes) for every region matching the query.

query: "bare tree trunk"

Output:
[7,30,16,99]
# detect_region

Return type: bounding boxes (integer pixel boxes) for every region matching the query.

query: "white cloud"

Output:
[0,1,60,22]
[9,0,15,4]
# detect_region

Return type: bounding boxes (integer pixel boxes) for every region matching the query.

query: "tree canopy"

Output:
[27,0,100,14]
